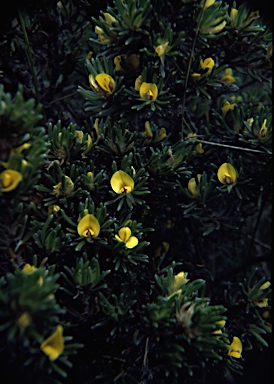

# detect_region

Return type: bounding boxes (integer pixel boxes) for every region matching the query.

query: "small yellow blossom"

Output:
[208,20,227,34]
[94,118,101,139]
[191,73,201,78]
[114,55,123,71]
[253,281,271,307]
[89,74,100,91]
[143,121,153,139]
[47,205,61,216]
[115,227,138,249]
[95,73,116,94]
[0,169,23,192]
[221,68,236,83]
[200,58,215,74]
[217,163,237,185]
[77,214,100,238]
[154,127,167,143]
[52,176,74,196]
[103,12,117,25]
[110,170,134,194]
[82,134,93,158]
[228,336,242,358]
[95,26,112,44]
[40,325,64,361]
[222,101,235,115]
[247,117,254,127]
[188,175,201,198]
[139,82,158,101]
[155,41,170,57]
[11,143,31,155]
[172,272,189,292]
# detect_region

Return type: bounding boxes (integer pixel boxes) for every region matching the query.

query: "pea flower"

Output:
[222,100,235,115]
[217,163,237,185]
[77,214,100,238]
[253,281,271,307]
[95,26,112,44]
[207,20,227,34]
[154,127,167,143]
[82,134,93,158]
[172,272,189,292]
[221,68,236,83]
[228,336,242,358]
[155,41,170,57]
[110,170,134,194]
[103,12,117,25]
[200,57,215,74]
[115,227,138,248]
[0,169,23,192]
[188,175,201,198]
[230,7,238,27]
[17,311,32,330]
[139,82,158,101]
[40,325,64,361]
[258,119,268,141]
[95,73,116,94]
[75,130,84,143]
[143,121,153,140]
[203,0,215,8]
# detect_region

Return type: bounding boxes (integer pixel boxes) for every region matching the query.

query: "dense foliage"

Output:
[0,1,272,383]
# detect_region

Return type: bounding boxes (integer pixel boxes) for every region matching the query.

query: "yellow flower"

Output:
[172,272,189,292]
[154,127,167,143]
[0,169,23,192]
[75,130,84,143]
[139,82,158,100]
[207,20,227,34]
[155,41,170,57]
[115,227,138,249]
[11,142,31,155]
[222,101,235,115]
[95,26,112,44]
[95,73,116,94]
[22,263,43,285]
[114,55,123,71]
[213,319,226,335]
[143,121,153,139]
[77,214,100,238]
[200,57,215,74]
[110,170,134,194]
[191,73,201,78]
[103,12,117,25]
[221,68,236,83]
[89,74,100,91]
[82,134,93,158]
[253,281,271,307]
[52,176,74,196]
[228,336,242,358]
[135,75,143,91]
[217,163,237,185]
[188,175,201,198]
[40,325,64,361]
[47,205,61,216]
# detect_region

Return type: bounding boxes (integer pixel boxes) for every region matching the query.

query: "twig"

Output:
[18,9,40,104]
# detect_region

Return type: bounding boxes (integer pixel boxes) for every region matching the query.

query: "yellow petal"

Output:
[228,336,242,358]
[204,0,215,8]
[125,236,138,249]
[110,170,134,194]
[77,214,100,237]
[117,227,132,242]
[172,272,189,291]
[222,101,235,115]
[40,325,64,361]
[135,75,143,91]
[22,264,37,274]
[103,12,117,25]
[155,41,169,57]
[0,169,23,192]
[200,57,215,74]
[143,121,153,139]
[139,82,158,100]
[188,178,199,197]
[114,55,123,71]
[95,73,116,94]
[217,163,237,185]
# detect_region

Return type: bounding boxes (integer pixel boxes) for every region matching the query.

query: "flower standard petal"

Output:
[77,214,100,238]
[110,170,134,194]
[95,73,116,94]
[117,227,132,242]
[40,325,64,361]
[0,169,23,192]
[217,163,237,185]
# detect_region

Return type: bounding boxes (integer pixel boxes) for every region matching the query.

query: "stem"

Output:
[181,0,206,137]
[18,9,40,104]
